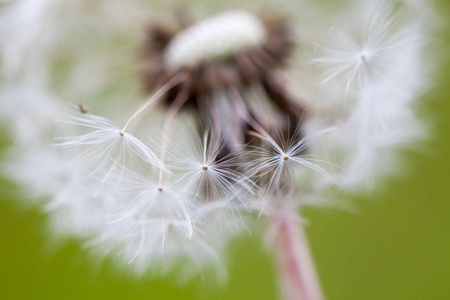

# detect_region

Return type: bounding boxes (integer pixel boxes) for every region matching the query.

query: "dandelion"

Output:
[0,0,436,299]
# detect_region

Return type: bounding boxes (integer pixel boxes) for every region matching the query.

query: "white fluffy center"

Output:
[164,11,267,70]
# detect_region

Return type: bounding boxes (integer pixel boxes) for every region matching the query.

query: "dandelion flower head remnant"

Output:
[0,0,435,299]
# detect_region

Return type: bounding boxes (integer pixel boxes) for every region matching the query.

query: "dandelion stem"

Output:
[121,72,187,133]
[271,209,324,300]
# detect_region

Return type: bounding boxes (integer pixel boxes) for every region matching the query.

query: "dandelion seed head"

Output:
[0,0,436,281]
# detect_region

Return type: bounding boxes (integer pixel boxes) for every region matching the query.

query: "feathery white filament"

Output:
[248,128,336,199]
[314,2,423,94]
[164,10,267,70]
[166,130,256,210]
[54,113,164,178]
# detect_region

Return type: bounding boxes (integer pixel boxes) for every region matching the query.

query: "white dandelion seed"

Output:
[44,173,113,238]
[54,112,163,180]
[167,129,257,210]
[314,1,424,94]
[247,126,337,210]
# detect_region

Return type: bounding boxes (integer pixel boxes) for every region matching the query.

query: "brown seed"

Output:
[79,104,89,114]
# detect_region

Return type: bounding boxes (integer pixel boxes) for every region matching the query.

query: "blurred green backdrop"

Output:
[1,2,450,300]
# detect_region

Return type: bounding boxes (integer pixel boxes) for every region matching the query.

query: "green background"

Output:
[1,2,449,300]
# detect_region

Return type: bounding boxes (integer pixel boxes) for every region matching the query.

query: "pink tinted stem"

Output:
[271,211,325,300]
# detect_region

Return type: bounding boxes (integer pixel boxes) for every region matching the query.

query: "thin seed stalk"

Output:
[271,209,325,300]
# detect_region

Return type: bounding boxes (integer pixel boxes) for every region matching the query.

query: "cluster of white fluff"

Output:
[164,10,268,70]
[0,0,435,278]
